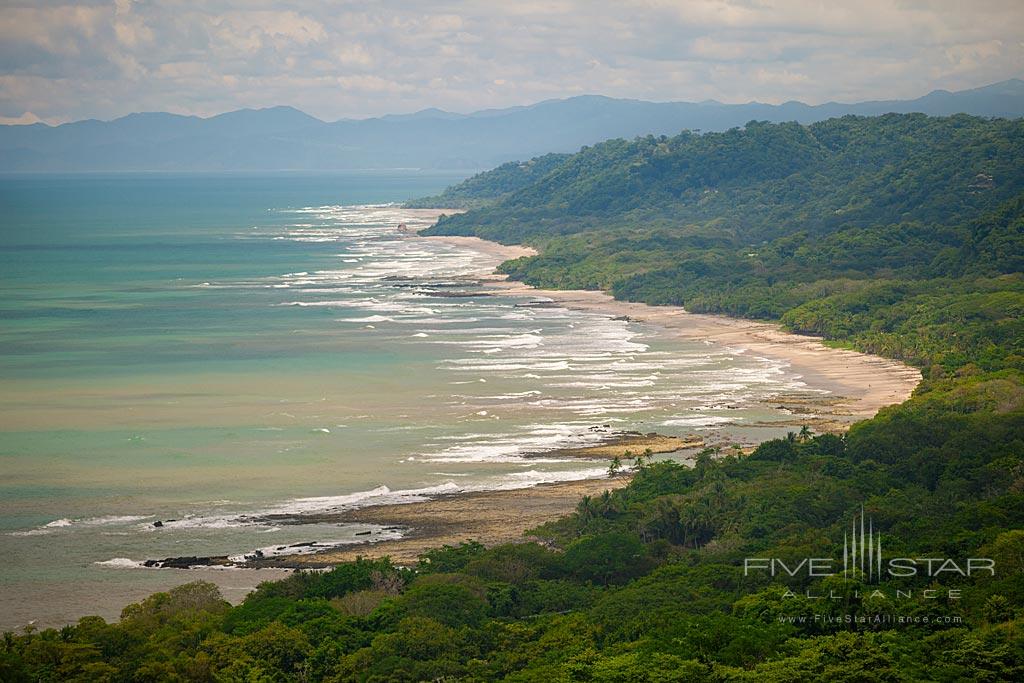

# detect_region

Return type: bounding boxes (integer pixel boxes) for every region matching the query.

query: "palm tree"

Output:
[608,455,622,478]
[653,499,682,544]
[576,495,594,524]
[678,503,697,547]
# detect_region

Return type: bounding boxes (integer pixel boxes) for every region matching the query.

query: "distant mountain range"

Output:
[2,79,1022,173]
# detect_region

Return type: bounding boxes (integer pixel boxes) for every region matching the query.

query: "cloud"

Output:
[0,111,64,125]
[0,0,1021,122]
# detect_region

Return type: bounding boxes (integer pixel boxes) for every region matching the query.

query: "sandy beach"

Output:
[492,282,923,425]
[425,234,921,424]
[426,234,537,261]
[254,233,921,567]
[274,475,632,567]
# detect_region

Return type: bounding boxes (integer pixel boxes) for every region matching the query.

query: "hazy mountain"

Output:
[1,79,1022,173]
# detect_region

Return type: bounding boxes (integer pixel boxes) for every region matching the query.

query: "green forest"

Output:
[4,114,1023,681]
[406,153,571,209]
[424,114,1024,373]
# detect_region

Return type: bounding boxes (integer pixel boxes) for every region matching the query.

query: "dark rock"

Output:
[151,556,212,569]
[425,290,489,298]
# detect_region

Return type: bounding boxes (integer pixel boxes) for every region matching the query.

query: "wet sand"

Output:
[300,233,921,566]
[491,281,922,425]
[542,432,703,459]
[153,233,923,573]
[147,432,683,570]
[423,234,536,261]
[424,233,920,424]
[248,234,919,568]
[272,475,633,567]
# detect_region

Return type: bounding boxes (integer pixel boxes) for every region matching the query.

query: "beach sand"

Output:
[261,234,921,567]
[423,234,921,424]
[273,475,632,567]
[491,281,922,425]
[425,234,537,261]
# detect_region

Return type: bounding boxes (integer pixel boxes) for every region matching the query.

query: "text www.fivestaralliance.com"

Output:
[779,615,963,626]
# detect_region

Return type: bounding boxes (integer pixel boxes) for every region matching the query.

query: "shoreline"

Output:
[492,281,923,425]
[144,232,922,580]
[236,232,920,568]
[143,431,682,571]
[264,475,633,567]
[140,476,634,571]
[422,234,921,425]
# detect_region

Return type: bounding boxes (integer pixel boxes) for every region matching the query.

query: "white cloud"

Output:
[0,111,61,125]
[0,0,1020,122]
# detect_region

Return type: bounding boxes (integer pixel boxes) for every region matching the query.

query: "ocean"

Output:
[0,172,815,629]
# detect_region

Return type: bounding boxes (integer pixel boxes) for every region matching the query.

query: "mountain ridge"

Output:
[2,79,1022,172]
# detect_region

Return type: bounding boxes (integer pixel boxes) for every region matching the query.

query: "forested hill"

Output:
[422,114,1024,373]
[424,114,1024,243]
[406,153,570,208]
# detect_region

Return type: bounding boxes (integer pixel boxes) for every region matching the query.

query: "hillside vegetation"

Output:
[4,114,1023,681]
[406,153,570,208]
[424,114,1024,373]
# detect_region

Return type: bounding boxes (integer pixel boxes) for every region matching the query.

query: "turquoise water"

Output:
[0,172,813,629]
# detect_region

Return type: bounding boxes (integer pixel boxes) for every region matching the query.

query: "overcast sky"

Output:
[1,0,1022,125]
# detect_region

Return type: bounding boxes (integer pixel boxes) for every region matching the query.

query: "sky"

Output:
[0,0,1022,125]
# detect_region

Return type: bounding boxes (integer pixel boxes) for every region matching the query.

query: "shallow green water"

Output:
[0,172,814,629]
